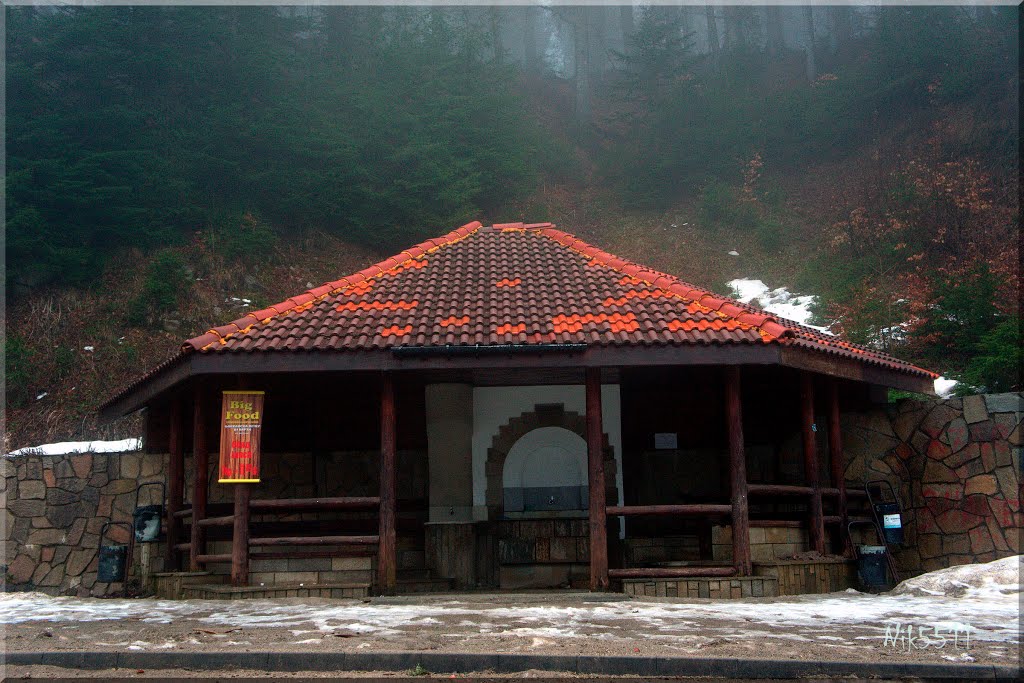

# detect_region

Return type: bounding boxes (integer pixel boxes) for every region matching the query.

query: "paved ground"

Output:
[2,585,1018,670]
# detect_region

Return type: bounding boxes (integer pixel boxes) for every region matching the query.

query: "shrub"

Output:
[127,250,191,327]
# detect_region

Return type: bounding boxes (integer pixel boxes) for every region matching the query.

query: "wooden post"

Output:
[189,386,209,571]
[377,373,397,594]
[829,381,851,557]
[586,368,609,591]
[231,483,251,586]
[166,397,185,571]
[726,367,752,576]
[801,373,825,554]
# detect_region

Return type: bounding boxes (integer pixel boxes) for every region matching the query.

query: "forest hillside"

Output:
[5,5,1019,450]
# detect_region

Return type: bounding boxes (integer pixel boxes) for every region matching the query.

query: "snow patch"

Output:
[727,278,832,333]
[6,438,142,457]
[890,556,1020,599]
[934,377,959,397]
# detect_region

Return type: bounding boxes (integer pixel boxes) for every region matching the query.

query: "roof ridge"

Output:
[183,220,484,352]
[529,226,795,342]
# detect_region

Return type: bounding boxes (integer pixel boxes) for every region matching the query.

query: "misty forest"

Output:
[5,4,1019,449]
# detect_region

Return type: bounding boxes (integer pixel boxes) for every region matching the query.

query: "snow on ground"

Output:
[890,555,1020,599]
[1,558,1019,649]
[5,438,142,457]
[727,278,831,333]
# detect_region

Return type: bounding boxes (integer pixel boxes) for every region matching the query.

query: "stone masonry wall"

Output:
[2,451,166,596]
[3,448,422,595]
[842,392,1021,575]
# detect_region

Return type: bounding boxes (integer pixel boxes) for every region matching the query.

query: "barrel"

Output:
[857,545,888,587]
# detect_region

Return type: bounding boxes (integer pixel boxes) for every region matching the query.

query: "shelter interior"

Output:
[144,364,882,596]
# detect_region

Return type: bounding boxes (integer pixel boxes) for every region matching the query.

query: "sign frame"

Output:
[218,390,264,484]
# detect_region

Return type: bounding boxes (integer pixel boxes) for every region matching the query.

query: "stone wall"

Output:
[2,450,166,596]
[843,392,1021,575]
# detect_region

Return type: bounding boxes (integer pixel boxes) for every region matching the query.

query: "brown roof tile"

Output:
[165,221,935,379]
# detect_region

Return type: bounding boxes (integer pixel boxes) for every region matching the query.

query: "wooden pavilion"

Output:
[101,221,936,597]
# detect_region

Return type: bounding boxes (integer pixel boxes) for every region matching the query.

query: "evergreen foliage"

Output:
[6,6,549,291]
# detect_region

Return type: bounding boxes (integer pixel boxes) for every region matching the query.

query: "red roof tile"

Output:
[169,221,934,379]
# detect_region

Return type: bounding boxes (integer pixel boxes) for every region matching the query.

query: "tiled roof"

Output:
[178,221,935,379]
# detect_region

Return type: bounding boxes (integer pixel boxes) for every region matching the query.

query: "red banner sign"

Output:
[218,391,264,483]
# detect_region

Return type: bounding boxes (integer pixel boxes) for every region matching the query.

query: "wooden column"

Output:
[725,367,752,576]
[586,368,609,591]
[377,373,397,594]
[189,386,209,571]
[800,372,825,554]
[166,397,185,571]
[231,483,251,586]
[828,381,851,557]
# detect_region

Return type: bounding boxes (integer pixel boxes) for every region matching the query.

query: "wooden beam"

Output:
[250,535,380,546]
[377,373,397,594]
[726,366,752,576]
[586,367,609,591]
[249,496,380,511]
[801,373,825,554]
[197,515,235,527]
[609,566,737,579]
[166,396,185,571]
[606,504,731,516]
[189,386,209,571]
[231,483,251,586]
[829,381,852,557]
[195,554,231,564]
[748,484,814,496]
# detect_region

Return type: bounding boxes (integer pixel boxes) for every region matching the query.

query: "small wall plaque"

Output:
[654,432,678,450]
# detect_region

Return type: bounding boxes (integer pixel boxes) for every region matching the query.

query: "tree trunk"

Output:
[705,6,720,66]
[573,7,592,125]
[523,5,538,72]
[766,6,785,59]
[619,4,634,42]
[489,6,504,62]
[802,6,817,82]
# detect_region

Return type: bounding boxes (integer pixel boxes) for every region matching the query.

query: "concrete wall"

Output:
[843,392,1021,575]
[471,384,624,520]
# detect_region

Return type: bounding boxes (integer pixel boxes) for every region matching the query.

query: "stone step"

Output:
[395,573,454,594]
[182,582,370,600]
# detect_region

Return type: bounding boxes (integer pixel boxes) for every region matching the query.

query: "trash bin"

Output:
[857,545,888,587]
[98,522,132,583]
[875,502,904,544]
[133,482,165,543]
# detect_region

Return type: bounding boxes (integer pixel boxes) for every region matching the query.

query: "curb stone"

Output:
[2,651,1018,679]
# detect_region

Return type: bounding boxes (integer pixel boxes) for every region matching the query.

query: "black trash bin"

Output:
[133,482,165,543]
[97,522,133,583]
[874,502,904,544]
[857,545,888,587]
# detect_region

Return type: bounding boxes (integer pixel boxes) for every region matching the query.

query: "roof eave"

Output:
[97,343,933,420]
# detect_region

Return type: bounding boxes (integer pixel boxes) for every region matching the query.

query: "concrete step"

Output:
[396,571,454,593]
[182,582,370,600]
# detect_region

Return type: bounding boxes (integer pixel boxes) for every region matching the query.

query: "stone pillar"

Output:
[425,384,474,522]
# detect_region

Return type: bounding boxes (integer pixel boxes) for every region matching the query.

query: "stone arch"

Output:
[484,403,617,519]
